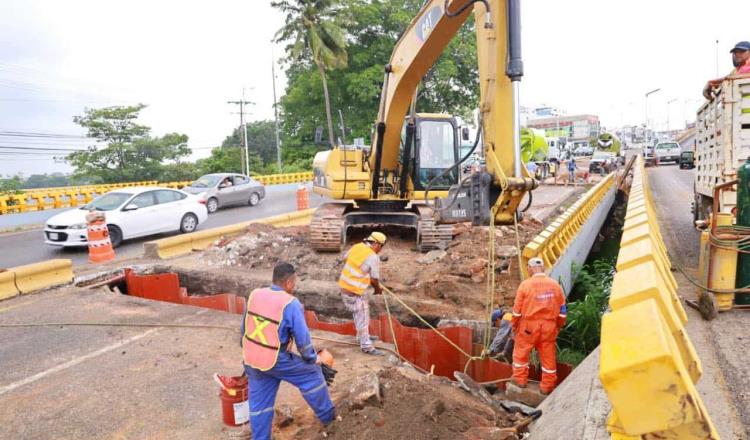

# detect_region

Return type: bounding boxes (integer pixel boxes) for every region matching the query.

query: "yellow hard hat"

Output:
[366,231,387,245]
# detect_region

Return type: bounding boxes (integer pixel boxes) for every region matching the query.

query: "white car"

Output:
[654,141,682,164]
[44,187,208,248]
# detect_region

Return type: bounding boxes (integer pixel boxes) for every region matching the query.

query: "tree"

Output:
[68,105,191,183]
[221,120,278,167]
[273,0,348,148]
[197,147,263,176]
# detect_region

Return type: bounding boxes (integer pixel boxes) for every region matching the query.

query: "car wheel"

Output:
[207,197,219,214]
[248,192,260,206]
[107,225,123,248]
[180,213,198,233]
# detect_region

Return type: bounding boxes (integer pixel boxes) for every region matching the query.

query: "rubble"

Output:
[202,219,544,319]
[348,373,381,410]
[274,404,295,428]
[320,367,527,440]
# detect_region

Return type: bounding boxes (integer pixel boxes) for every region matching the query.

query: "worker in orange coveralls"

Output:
[511,257,567,395]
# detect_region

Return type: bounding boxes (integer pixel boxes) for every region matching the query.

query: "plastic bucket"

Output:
[217,374,249,426]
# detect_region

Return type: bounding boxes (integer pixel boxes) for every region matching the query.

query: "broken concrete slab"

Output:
[274,404,294,428]
[348,372,381,410]
[505,382,547,408]
[416,249,447,265]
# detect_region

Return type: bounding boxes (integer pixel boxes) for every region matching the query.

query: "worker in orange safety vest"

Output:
[511,257,567,395]
[241,262,335,439]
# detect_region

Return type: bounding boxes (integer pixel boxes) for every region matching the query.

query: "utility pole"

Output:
[228,89,253,175]
[666,98,677,131]
[271,49,282,173]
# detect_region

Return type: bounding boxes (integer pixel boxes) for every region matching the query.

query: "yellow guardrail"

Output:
[0,173,314,215]
[143,209,315,259]
[0,259,74,301]
[521,173,615,279]
[599,156,718,439]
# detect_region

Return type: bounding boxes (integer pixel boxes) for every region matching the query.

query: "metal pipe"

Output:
[512,81,522,177]
[506,0,524,178]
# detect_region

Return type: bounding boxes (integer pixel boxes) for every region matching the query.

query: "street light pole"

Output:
[645,88,661,141]
[666,98,677,131]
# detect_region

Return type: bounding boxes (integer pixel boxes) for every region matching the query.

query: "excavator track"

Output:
[310,203,348,252]
[417,218,454,252]
[415,204,454,251]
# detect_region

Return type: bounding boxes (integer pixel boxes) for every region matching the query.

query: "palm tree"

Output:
[272,0,348,148]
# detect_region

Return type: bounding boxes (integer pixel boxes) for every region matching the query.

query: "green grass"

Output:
[556,260,615,365]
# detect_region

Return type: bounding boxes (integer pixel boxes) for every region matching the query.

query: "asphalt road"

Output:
[648,164,749,439]
[0,183,326,268]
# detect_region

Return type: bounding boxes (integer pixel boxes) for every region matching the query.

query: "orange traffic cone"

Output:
[86,212,115,264]
[296,185,309,211]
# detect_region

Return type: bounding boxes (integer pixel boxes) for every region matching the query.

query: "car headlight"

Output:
[68,223,88,230]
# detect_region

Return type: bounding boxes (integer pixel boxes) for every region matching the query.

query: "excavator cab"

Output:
[400,114,460,191]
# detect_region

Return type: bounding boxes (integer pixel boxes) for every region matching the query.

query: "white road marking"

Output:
[0,309,206,396]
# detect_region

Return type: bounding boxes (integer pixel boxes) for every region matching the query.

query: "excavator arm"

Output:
[369,0,536,223]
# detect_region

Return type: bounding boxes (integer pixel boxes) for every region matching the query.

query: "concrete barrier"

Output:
[0,270,19,301]
[12,259,75,294]
[521,173,616,295]
[0,259,74,301]
[143,209,316,259]
[1,173,315,216]
[599,156,718,439]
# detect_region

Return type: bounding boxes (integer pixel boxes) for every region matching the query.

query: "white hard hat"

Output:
[528,257,544,268]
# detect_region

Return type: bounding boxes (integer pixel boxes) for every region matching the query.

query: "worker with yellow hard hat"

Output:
[338,231,387,355]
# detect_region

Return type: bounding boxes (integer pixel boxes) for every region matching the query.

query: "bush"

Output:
[556,259,615,365]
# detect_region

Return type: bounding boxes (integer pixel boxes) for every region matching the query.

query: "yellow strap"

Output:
[249,316,271,345]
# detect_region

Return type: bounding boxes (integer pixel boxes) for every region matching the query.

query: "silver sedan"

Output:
[183,173,266,213]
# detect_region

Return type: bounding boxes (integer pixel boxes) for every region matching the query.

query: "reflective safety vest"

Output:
[242,287,295,371]
[338,243,375,295]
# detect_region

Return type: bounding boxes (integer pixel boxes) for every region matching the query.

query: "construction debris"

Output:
[203,220,544,319]
[317,367,527,440]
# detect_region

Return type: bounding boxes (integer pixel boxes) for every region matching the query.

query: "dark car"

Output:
[679,151,695,169]
[589,152,617,175]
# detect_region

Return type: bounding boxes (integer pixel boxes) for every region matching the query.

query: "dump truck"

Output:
[692,74,750,223]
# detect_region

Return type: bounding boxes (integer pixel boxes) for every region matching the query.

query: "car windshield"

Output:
[81,192,131,211]
[656,142,679,150]
[592,153,611,160]
[190,175,222,188]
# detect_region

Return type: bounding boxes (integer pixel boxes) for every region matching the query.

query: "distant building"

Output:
[527,114,600,141]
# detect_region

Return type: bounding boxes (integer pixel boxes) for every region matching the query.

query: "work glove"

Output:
[321,364,338,386]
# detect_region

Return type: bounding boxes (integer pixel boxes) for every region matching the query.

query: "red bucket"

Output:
[215,374,249,426]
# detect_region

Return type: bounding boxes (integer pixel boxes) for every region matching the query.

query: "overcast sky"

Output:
[0,0,747,176]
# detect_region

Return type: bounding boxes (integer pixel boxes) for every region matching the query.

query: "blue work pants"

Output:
[245,352,335,440]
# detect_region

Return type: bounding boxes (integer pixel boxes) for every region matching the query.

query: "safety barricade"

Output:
[143,209,316,259]
[599,156,719,439]
[521,173,616,293]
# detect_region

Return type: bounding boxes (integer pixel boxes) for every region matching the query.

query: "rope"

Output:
[381,285,481,363]
[513,212,524,281]
[0,320,430,373]
[382,292,400,358]
[484,209,496,352]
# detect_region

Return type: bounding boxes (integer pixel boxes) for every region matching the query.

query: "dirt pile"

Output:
[203,220,544,318]
[317,367,527,440]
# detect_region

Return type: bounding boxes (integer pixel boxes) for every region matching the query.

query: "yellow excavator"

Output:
[311,0,537,251]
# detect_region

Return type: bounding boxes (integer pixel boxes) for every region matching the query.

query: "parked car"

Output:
[44,187,208,248]
[574,145,594,156]
[679,151,695,169]
[654,141,682,165]
[589,152,617,175]
[183,173,266,214]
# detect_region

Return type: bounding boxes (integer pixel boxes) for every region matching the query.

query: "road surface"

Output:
[0,183,326,268]
[648,164,749,439]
